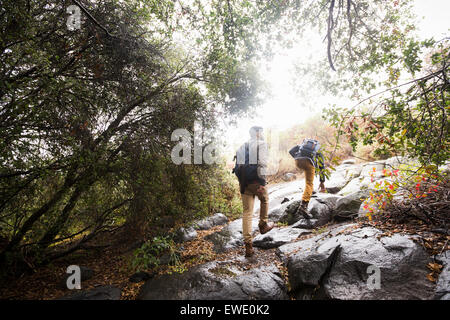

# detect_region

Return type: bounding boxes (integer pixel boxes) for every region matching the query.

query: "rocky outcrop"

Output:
[205,218,259,253]
[194,213,229,230]
[144,157,447,301]
[277,194,341,227]
[173,226,197,243]
[434,251,450,300]
[253,227,311,249]
[173,213,229,244]
[335,190,370,219]
[137,260,288,300]
[277,225,436,300]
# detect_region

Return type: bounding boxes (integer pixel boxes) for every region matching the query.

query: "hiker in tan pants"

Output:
[232,126,274,258]
[295,158,316,203]
[290,139,326,219]
[242,182,269,245]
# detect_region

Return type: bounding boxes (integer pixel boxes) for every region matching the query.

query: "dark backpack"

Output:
[232,142,259,184]
[289,138,321,160]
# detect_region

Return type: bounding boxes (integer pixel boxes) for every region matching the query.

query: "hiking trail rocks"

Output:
[137,158,445,300]
[194,213,229,230]
[277,224,436,300]
[434,251,450,300]
[137,260,288,300]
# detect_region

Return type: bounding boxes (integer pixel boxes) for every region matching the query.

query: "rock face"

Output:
[335,190,370,220]
[57,285,121,300]
[253,227,311,249]
[278,195,338,227]
[205,218,259,253]
[360,161,386,178]
[434,251,450,300]
[277,225,436,300]
[152,158,446,301]
[291,218,319,229]
[194,213,229,230]
[326,163,362,194]
[137,260,288,300]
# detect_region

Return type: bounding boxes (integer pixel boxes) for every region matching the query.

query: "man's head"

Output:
[249,126,264,140]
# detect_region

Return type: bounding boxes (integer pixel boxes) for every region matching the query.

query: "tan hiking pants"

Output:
[241,183,269,244]
[295,158,315,202]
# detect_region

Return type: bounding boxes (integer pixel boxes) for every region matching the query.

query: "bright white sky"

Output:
[220,0,450,154]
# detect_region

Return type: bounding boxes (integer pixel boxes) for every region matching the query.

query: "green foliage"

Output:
[324,40,449,168]
[131,236,178,271]
[0,0,258,273]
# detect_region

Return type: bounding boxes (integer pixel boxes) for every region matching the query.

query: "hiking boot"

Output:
[245,242,254,257]
[258,221,274,234]
[297,200,313,219]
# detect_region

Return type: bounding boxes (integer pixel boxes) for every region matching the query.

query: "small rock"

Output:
[173,226,197,243]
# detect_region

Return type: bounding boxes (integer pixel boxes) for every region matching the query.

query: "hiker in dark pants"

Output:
[289,139,326,219]
[233,126,274,258]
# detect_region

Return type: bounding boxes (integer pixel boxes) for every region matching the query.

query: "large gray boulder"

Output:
[137,260,288,300]
[434,251,450,300]
[337,174,386,196]
[326,164,360,194]
[253,227,311,249]
[335,190,371,220]
[194,213,229,230]
[278,225,435,300]
[268,200,296,222]
[384,156,421,171]
[291,218,319,229]
[205,218,259,253]
[173,226,197,243]
[279,194,341,227]
[360,162,386,178]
